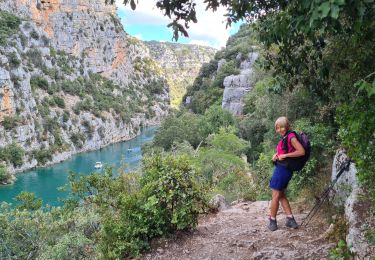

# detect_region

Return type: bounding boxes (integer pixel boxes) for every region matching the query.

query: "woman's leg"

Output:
[279,190,292,216]
[270,189,282,218]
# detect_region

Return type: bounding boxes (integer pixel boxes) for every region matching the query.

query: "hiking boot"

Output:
[268,218,278,231]
[286,217,298,229]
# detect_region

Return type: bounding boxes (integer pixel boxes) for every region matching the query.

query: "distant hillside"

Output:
[145,41,216,108]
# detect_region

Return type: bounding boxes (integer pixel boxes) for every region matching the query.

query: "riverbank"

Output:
[0,126,158,206]
[7,122,160,177]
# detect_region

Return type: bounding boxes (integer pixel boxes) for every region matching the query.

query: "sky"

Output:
[115,0,242,49]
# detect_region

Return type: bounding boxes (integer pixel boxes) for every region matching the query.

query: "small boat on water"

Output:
[94,162,103,169]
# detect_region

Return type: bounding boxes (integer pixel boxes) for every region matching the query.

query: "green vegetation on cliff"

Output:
[0,11,21,45]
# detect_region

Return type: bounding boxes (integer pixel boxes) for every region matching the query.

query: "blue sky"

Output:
[115,0,242,49]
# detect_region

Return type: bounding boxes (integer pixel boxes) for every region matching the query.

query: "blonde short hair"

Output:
[275,116,290,131]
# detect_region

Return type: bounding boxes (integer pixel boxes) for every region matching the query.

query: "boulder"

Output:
[209,194,229,211]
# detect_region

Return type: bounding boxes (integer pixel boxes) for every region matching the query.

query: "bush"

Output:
[70,132,86,148]
[25,49,44,68]
[30,75,49,90]
[52,95,65,108]
[0,11,21,45]
[215,171,255,202]
[6,143,24,167]
[32,149,52,165]
[2,116,19,130]
[68,154,206,258]
[0,164,10,182]
[153,112,205,150]
[7,52,21,68]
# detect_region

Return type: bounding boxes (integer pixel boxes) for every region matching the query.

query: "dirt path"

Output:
[143,201,335,260]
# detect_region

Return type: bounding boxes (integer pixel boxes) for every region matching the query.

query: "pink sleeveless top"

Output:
[276,132,296,155]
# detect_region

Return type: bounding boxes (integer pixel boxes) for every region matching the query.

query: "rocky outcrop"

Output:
[145,41,216,108]
[221,52,258,115]
[331,150,375,258]
[0,1,170,174]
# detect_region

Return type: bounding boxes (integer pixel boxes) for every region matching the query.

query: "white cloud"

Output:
[115,0,239,48]
[134,34,143,40]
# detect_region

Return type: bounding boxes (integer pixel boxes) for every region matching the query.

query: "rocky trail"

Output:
[143,201,335,260]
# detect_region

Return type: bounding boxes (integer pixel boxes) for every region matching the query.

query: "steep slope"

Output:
[0,0,169,174]
[183,24,260,115]
[145,41,216,108]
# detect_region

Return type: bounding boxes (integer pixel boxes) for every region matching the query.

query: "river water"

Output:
[0,127,157,206]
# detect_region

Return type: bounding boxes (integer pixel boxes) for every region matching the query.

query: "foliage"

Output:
[15,191,42,211]
[68,154,206,258]
[2,116,19,130]
[201,105,236,136]
[70,132,86,148]
[25,49,44,68]
[0,143,25,167]
[206,127,248,156]
[0,164,10,182]
[7,52,21,68]
[0,203,100,259]
[337,91,375,199]
[30,75,49,90]
[330,240,354,260]
[153,111,205,150]
[214,171,256,202]
[32,149,53,165]
[0,11,21,45]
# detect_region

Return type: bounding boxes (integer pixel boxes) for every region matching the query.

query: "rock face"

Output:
[222,52,258,115]
[331,150,375,258]
[145,41,216,108]
[0,1,170,173]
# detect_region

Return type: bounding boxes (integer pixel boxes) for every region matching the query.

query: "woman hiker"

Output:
[269,116,305,231]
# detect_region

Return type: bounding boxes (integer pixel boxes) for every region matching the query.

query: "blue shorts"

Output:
[269,164,293,191]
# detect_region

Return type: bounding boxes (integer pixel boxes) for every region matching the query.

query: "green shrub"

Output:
[337,90,375,200]
[7,52,21,68]
[30,75,49,90]
[52,95,65,108]
[215,172,255,202]
[2,116,19,130]
[0,11,21,45]
[330,240,354,259]
[7,143,24,167]
[25,49,44,68]
[32,149,52,165]
[15,191,42,210]
[0,164,10,182]
[70,132,86,148]
[62,110,70,122]
[30,29,39,40]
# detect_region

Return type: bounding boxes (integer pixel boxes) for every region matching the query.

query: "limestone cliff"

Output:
[0,1,169,174]
[183,24,260,115]
[144,41,216,108]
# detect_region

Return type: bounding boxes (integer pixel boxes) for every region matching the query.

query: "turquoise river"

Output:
[0,127,157,206]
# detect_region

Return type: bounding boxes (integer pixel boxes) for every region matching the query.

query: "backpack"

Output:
[280,131,311,172]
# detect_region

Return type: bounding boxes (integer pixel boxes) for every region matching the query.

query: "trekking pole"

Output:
[300,159,351,227]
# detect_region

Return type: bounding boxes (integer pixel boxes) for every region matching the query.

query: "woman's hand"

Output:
[278,154,287,161]
[272,153,278,162]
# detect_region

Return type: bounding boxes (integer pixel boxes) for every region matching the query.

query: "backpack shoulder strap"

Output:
[283,130,298,153]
